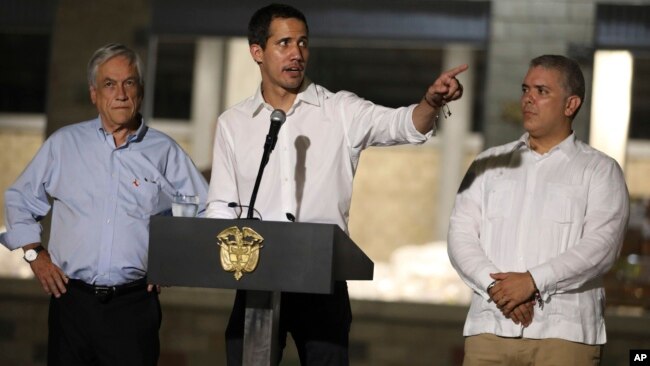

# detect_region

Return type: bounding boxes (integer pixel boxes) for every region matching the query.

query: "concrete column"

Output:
[589,50,633,170]
[190,38,226,170]
[437,45,475,241]
[223,38,261,109]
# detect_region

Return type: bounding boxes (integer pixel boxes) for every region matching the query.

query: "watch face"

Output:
[25,249,38,262]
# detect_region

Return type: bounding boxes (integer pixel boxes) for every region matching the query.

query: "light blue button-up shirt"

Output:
[1,117,208,285]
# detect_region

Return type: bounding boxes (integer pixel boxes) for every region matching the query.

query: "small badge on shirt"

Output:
[133,179,140,187]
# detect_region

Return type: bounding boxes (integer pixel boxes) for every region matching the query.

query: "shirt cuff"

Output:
[528,264,557,301]
[205,201,237,219]
[474,266,499,301]
[406,105,435,142]
[0,224,42,250]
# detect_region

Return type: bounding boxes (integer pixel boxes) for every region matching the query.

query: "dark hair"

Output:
[248,3,308,49]
[87,43,143,87]
[530,55,585,118]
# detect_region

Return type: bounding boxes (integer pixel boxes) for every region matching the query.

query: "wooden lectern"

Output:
[148,216,373,365]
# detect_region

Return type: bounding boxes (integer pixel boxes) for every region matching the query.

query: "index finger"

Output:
[442,63,469,78]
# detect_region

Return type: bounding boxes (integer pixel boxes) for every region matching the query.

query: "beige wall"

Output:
[350,145,440,261]
[348,144,478,262]
[0,130,44,229]
[626,154,650,198]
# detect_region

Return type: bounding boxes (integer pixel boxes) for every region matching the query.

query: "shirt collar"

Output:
[95,115,147,145]
[131,117,148,142]
[294,78,320,108]
[250,78,320,118]
[517,132,578,158]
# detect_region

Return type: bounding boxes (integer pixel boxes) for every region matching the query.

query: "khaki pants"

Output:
[463,334,602,366]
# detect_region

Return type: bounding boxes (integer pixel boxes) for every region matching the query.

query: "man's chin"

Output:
[106,118,138,129]
[283,77,304,90]
[110,112,136,122]
[522,119,536,129]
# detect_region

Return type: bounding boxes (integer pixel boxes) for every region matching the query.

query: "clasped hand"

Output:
[488,271,537,327]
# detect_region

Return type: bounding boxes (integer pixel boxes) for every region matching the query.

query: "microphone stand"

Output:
[247,142,273,219]
[247,110,285,219]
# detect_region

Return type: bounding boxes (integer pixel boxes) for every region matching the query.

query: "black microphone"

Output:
[265,109,286,152]
[247,109,287,219]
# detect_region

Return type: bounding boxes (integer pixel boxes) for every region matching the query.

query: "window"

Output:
[0,34,50,113]
[152,39,195,120]
[308,44,485,132]
[630,53,650,139]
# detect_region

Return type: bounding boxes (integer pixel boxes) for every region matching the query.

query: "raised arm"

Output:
[412,63,468,134]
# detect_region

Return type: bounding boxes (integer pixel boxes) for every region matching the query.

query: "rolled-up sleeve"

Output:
[1,139,54,250]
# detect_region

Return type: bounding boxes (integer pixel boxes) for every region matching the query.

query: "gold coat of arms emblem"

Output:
[216,226,264,280]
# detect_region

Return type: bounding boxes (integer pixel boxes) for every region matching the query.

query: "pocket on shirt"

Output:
[486,179,515,219]
[541,183,585,224]
[124,178,160,219]
[547,293,580,318]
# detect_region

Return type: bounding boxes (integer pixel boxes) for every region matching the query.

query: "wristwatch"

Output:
[23,245,45,263]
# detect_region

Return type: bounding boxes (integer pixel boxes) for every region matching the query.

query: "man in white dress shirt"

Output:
[448,55,629,365]
[206,3,467,365]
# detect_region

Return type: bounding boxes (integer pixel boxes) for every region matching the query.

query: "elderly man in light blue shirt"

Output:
[0,43,208,366]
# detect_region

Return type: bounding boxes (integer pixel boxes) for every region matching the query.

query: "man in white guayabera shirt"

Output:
[448,54,629,366]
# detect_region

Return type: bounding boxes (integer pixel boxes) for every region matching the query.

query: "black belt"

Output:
[68,278,148,303]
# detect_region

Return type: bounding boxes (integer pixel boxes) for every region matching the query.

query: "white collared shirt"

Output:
[448,133,629,345]
[206,80,432,231]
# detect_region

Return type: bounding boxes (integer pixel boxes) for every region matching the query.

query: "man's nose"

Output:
[522,91,534,104]
[115,84,127,100]
[290,44,304,60]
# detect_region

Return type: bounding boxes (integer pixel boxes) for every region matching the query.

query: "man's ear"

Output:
[564,95,582,118]
[90,86,97,105]
[250,44,263,65]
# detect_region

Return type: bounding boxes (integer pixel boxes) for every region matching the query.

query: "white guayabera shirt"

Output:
[448,133,630,345]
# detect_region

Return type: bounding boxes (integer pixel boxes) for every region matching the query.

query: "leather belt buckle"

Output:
[94,286,114,303]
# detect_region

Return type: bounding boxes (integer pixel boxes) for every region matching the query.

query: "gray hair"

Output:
[87,43,144,87]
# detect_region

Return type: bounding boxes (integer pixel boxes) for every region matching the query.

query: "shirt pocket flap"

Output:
[542,182,585,224]
[486,179,515,219]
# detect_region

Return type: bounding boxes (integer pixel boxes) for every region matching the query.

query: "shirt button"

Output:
[107,219,111,224]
